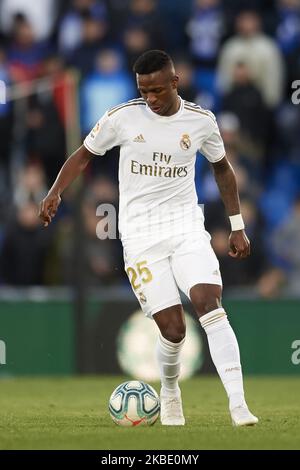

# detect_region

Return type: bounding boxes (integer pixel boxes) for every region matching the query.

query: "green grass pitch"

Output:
[0,376,299,450]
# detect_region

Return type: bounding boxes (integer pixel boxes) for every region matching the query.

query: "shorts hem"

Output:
[186,279,223,299]
[145,297,182,319]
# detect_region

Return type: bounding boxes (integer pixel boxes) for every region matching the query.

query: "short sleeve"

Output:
[83,111,121,156]
[199,117,225,163]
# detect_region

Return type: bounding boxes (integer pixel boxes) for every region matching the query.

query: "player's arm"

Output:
[211,155,250,259]
[38,145,94,227]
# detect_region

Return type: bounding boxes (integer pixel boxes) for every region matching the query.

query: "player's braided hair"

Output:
[133,50,173,74]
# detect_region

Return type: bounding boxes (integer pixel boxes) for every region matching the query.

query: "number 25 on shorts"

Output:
[126,261,153,290]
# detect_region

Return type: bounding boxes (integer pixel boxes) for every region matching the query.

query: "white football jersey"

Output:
[84,97,225,240]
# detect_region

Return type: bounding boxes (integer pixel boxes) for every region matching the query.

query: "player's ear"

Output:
[171,75,179,89]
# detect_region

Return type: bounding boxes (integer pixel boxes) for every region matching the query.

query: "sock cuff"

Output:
[159,333,185,350]
[199,307,227,329]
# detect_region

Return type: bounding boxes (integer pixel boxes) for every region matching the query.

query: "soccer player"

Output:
[39,50,258,427]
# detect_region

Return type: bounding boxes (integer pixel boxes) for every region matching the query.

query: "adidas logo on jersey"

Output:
[133,134,146,143]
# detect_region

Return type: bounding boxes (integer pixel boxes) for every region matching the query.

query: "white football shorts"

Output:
[122,231,222,318]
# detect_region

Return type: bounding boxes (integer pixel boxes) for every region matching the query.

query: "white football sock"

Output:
[156,334,185,396]
[200,308,246,410]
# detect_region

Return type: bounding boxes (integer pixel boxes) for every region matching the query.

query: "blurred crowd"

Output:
[0,0,299,297]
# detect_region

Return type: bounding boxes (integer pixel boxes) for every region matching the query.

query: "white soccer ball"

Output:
[109,380,160,426]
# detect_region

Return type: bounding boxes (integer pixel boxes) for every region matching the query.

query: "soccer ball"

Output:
[109,380,160,426]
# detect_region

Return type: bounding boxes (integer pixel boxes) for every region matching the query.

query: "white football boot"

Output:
[230,405,259,427]
[160,389,185,426]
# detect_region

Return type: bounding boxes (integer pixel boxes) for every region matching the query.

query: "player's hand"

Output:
[228,230,250,259]
[38,193,61,227]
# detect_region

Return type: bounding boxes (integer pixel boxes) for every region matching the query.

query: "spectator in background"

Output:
[58,0,107,57]
[68,12,111,77]
[154,0,192,51]
[217,112,262,185]
[0,0,58,42]
[55,175,123,286]
[82,202,118,285]
[7,14,51,82]
[24,94,66,186]
[186,0,224,68]
[122,25,152,70]
[80,48,135,134]
[0,201,52,285]
[82,176,123,286]
[275,102,300,160]
[185,0,224,110]
[198,112,262,242]
[13,163,48,208]
[218,10,284,108]
[276,0,300,56]
[270,195,300,296]
[174,57,199,103]
[275,0,300,93]
[197,112,259,214]
[116,0,165,50]
[41,54,70,128]
[222,61,269,161]
[0,48,13,192]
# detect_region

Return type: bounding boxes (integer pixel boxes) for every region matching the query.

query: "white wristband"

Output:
[229,214,245,231]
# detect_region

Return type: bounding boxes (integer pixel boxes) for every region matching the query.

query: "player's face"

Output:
[136,67,179,116]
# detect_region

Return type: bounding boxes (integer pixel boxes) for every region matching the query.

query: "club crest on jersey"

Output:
[180,134,191,150]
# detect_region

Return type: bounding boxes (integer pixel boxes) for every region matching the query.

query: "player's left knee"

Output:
[190,284,222,318]
[191,295,222,317]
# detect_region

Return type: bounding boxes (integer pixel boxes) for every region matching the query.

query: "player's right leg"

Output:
[122,238,186,425]
[153,305,186,426]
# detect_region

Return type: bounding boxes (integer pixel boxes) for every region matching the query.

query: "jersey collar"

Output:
[145,96,183,121]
